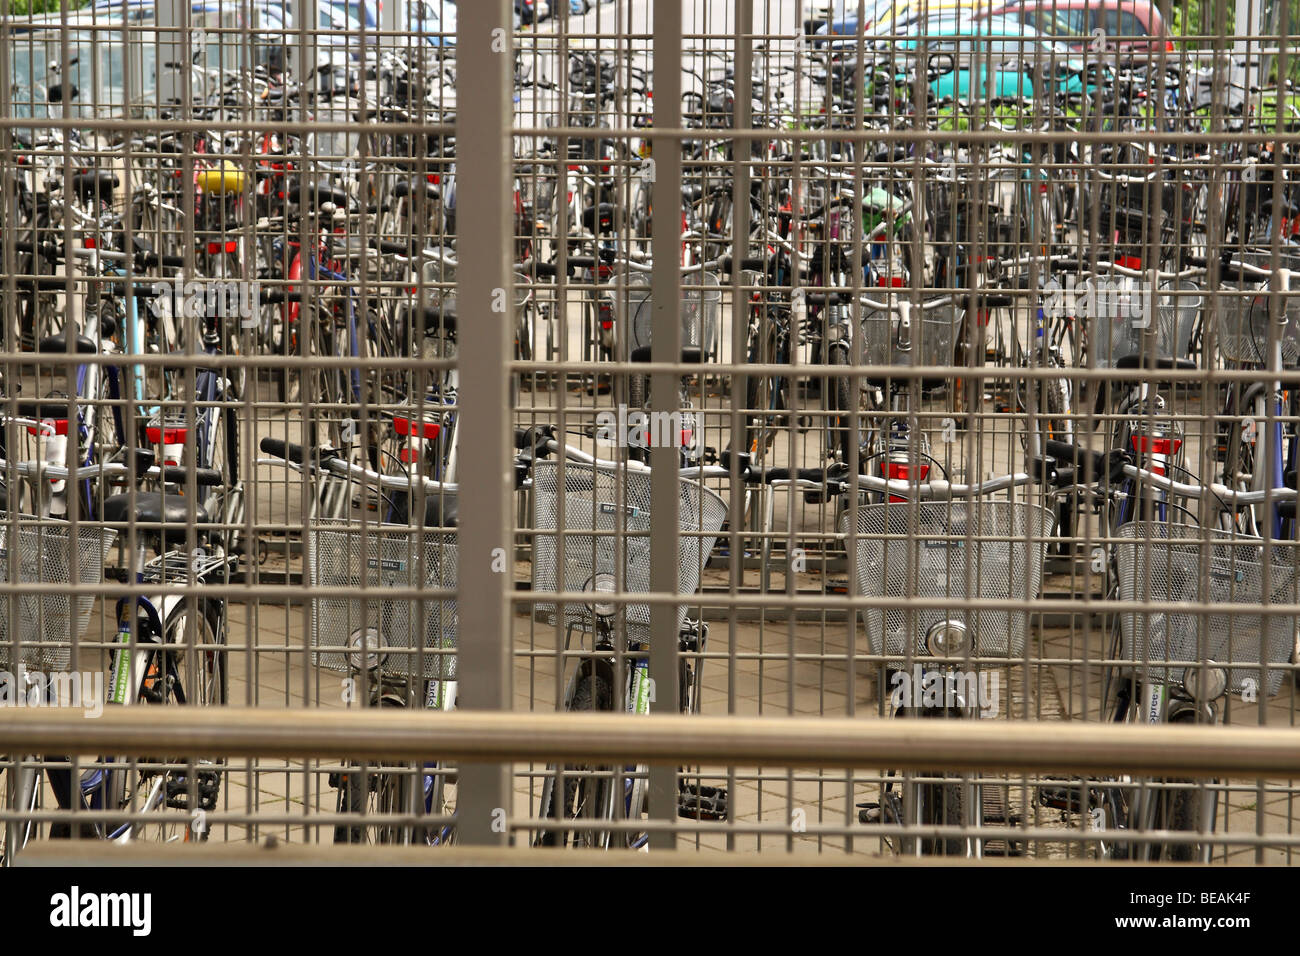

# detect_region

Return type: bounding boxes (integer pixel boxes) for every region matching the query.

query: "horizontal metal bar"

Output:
[2,708,1299,779]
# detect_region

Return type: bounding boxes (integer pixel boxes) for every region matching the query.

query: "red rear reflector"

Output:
[1117,255,1143,270]
[876,276,905,287]
[206,241,221,254]
[224,240,238,253]
[1131,435,1181,456]
[600,320,613,330]
[399,447,420,463]
[146,426,189,445]
[27,418,68,437]
[1166,40,1175,52]
[393,416,440,440]
[83,237,97,249]
[884,461,930,481]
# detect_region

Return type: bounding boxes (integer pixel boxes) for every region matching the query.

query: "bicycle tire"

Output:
[535,673,616,848]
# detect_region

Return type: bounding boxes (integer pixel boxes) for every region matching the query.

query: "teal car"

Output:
[886,14,1087,101]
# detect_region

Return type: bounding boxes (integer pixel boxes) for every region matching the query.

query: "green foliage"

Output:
[6,0,89,15]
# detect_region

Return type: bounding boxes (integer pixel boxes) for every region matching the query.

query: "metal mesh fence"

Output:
[2,0,1300,864]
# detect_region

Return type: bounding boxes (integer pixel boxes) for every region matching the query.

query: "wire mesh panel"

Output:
[9,0,1300,867]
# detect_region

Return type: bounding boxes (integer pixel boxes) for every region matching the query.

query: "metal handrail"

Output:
[2,708,1299,779]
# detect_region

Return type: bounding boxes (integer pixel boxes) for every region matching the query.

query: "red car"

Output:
[987,0,1174,60]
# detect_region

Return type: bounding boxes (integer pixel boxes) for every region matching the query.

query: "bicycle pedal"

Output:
[678,783,728,820]
[858,802,883,824]
[857,792,903,825]
[164,769,220,812]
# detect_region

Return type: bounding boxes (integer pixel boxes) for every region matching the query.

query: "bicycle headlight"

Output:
[345,626,387,672]
[925,619,970,658]
[585,573,618,620]
[1181,662,1228,703]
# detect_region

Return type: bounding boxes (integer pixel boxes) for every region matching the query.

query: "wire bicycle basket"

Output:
[1214,249,1300,367]
[308,521,458,682]
[1115,522,1298,697]
[0,522,116,673]
[606,270,722,360]
[841,501,1054,662]
[858,296,962,376]
[1088,280,1202,368]
[530,460,727,641]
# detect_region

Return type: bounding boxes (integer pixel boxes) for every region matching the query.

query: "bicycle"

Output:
[1,453,230,857]
[838,467,1052,857]
[1036,445,1299,861]
[528,449,728,848]
[258,437,459,846]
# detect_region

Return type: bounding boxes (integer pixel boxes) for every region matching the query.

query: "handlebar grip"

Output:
[762,466,838,483]
[161,466,223,486]
[370,239,414,256]
[719,254,777,275]
[1044,440,1107,476]
[804,291,853,306]
[977,294,1014,308]
[520,259,559,278]
[138,252,186,269]
[513,424,556,451]
[259,436,306,464]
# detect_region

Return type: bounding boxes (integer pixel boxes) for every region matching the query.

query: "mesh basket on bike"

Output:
[1115,522,1297,697]
[1088,144,1172,244]
[1214,249,1300,367]
[0,522,116,673]
[607,271,722,360]
[530,460,727,641]
[840,501,1054,662]
[308,521,457,682]
[1089,280,1201,368]
[858,295,961,375]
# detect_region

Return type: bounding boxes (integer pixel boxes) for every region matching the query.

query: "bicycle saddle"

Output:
[392,179,440,200]
[70,170,118,204]
[287,181,350,209]
[102,493,211,545]
[37,325,98,355]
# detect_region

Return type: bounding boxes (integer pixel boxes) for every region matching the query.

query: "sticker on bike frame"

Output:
[109,633,133,706]
[599,502,646,519]
[923,539,965,549]
[366,558,408,573]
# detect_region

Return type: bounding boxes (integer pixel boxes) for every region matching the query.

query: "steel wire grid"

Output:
[5,0,1300,863]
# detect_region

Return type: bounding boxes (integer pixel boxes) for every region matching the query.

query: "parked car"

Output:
[883,14,1087,101]
[988,0,1174,60]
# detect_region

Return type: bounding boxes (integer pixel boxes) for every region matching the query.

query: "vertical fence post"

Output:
[649,0,683,852]
[455,0,514,847]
